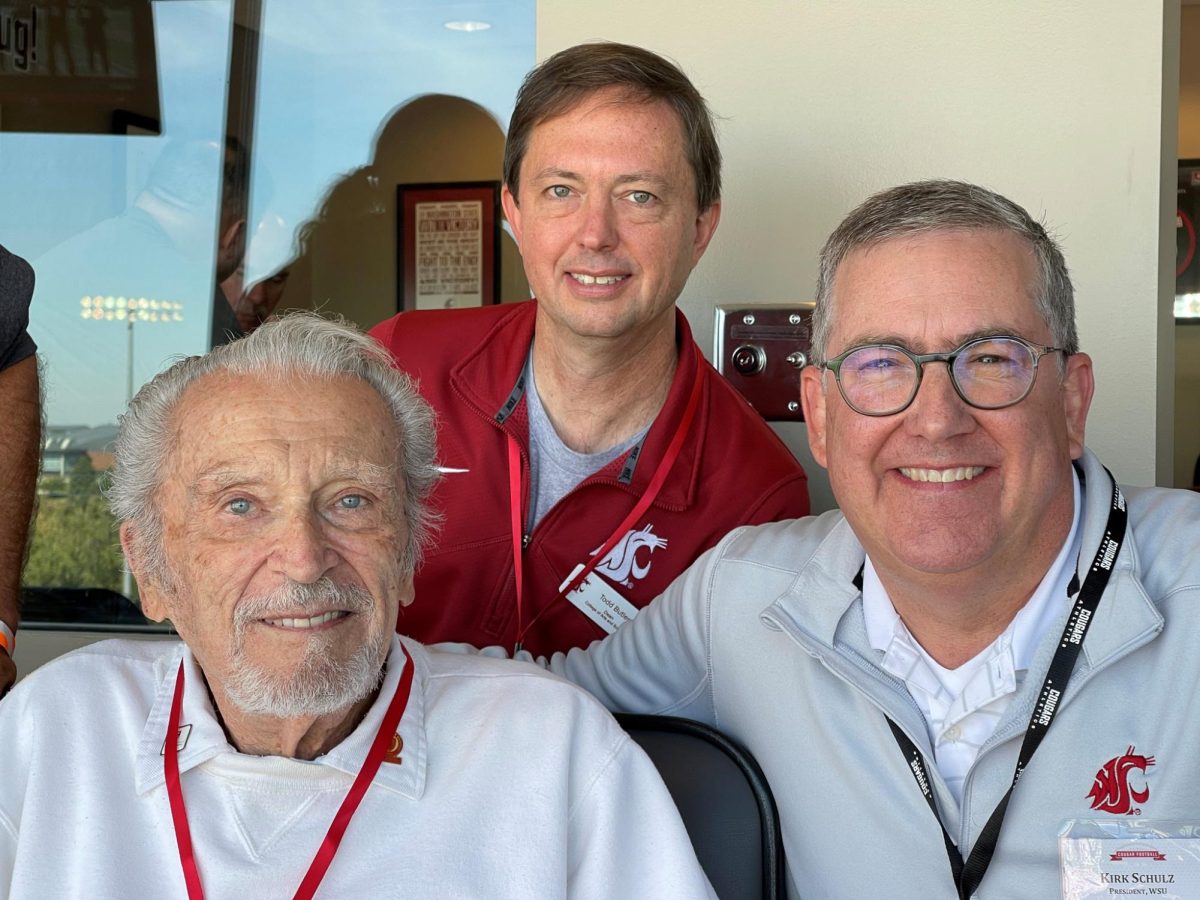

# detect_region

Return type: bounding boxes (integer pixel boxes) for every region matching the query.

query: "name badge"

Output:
[1060,820,1200,898]
[559,564,640,635]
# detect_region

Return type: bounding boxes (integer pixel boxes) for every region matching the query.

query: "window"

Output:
[6,0,534,629]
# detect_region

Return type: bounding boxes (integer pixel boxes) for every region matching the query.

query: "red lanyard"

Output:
[506,356,705,649]
[164,643,415,900]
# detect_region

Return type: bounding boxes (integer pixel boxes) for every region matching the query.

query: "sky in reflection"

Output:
[3,0,532,427]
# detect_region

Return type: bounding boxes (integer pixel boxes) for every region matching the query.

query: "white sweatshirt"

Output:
[0,635,714,899]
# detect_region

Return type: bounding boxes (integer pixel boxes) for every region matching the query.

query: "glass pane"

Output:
[242,1,534,326]
[9,0,232,626]
[0,2,163,135]
[10,0,535,629]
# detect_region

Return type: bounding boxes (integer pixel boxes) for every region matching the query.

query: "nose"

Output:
[904,360,977,440]
[576,194,618,252]
[272,508,339,584]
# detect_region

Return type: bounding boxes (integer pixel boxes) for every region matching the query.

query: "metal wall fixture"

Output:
[713,303,815,421]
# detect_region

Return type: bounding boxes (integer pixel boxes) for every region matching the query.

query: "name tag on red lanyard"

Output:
[507,352,705,649]
[558,564,640,634]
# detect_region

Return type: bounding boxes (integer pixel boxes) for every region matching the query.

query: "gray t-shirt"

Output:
[525,354,648,531]
[0,244,36,371]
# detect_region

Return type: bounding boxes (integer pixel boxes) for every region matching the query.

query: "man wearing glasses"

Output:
[543,180,1200,897]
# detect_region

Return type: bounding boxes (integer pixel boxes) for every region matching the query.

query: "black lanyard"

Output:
[887,465,1127,899]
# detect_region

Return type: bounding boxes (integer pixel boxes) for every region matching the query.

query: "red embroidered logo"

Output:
[1086,745,1155,814]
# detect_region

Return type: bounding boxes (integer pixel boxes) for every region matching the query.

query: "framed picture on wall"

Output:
[396,181,501,311]
[1177,160,1200,322]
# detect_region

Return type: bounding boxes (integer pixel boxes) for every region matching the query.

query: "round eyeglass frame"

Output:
[819,335,1066,417]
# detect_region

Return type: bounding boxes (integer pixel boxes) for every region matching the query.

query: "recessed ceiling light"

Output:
[444,20,491,32]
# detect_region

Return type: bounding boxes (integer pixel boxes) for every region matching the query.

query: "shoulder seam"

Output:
[566,730,629,824]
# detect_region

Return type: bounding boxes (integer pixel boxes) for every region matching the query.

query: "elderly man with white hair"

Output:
[0,313,714,899]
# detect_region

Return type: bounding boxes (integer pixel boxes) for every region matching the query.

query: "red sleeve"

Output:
[367,313,401,353]
[741,472,811,524]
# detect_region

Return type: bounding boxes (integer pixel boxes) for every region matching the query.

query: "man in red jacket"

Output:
[371,42,809,655]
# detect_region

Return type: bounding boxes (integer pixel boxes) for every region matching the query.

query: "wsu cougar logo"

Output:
[592,524,668,587]
[1086,746,1156,815]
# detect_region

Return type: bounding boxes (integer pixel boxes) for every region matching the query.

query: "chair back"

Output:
[615,713,785,900]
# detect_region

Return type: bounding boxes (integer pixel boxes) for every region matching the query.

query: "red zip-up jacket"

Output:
[370,301,810,655]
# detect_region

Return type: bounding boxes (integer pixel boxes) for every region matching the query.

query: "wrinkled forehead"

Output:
[163,368,403,482]
[828,228,1046,344]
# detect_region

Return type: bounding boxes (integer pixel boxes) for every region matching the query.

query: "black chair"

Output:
[616,713,785,900]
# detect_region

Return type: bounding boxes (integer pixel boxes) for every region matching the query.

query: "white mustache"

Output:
[235,577,374,630]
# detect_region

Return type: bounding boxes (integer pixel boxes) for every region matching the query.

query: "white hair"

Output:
[107,312,439,589]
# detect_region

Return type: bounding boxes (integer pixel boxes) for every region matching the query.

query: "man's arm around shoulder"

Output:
[437,532,742,721]
[540,533,739,723]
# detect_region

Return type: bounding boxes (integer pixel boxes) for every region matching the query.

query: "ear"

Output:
[398,573,416,609]
[800,365,830,468]
[1060,351,1094,459]
[120,522,170,622]
[690,200,721,267]
[220,217,246,254]
[501,184,522,249]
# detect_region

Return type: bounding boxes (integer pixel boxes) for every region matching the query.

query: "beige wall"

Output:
[1176,5,1200,488]
[539,1,1180,508]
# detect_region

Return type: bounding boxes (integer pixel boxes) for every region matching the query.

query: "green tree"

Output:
[23,456,124,592]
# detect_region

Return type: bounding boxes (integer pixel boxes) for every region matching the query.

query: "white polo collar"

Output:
[863,468,1083,684]
[134,635,428,801]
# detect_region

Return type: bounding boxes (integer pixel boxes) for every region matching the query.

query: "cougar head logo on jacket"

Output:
[592,525,669,587]
[1086,746,1155,814]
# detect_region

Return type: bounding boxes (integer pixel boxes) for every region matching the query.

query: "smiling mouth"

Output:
[262,610,350,629]
[569,273,626,285]
[898,466,986,483]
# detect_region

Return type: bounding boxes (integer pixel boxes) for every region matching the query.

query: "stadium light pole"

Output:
[79,296,185,600]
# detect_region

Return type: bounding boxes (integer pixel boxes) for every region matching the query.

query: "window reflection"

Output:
[20,3,232,428]
[6,0,534,625]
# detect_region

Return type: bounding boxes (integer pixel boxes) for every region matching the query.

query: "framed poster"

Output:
[397,181,500,311]
[1177,159,1200,322]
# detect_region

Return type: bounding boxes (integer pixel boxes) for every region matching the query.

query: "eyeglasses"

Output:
[820,335,1065,417]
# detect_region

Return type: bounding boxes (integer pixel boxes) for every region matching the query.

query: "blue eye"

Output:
[339,495,365,509]
[228,498,251,515]
[549,185,571,199]
[629,190,653,205]
[849,354,906,374]
[862,357,900,370]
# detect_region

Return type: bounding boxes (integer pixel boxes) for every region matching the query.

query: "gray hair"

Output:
[108,312,439,589]
[811,179,1077,365]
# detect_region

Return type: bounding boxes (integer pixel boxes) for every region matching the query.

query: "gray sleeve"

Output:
[0,244,36,371]
[432,537,728,722]
[434,540,723,722]
[543,536,724,723]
